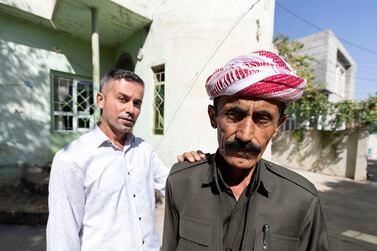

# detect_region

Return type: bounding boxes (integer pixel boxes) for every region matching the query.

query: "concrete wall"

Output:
[296,31,329,87]
[297,30,356,101]
[0,0,56,19]
[368,133,377,160]
[132,0,276,167]
[0,12,115,168]
[271,128,369,180]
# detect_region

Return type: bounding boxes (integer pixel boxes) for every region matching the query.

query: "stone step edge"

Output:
[0,210,48,226]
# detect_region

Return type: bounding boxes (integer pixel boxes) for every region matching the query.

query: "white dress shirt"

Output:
[47,126,169,251]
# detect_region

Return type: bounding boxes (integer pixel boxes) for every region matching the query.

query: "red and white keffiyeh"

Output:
[205,50,307,102]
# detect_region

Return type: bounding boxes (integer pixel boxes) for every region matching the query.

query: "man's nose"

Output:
[235,116,254,143]
[124,101,134,115]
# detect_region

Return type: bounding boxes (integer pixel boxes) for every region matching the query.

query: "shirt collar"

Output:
[92,125,135,151]
[202,152,270,197]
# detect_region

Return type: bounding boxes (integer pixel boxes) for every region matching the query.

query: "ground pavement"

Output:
[0,169,376,251]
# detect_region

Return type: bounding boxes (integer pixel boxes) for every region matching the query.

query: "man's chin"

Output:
[114,125,133,135]
[223,155,259,169]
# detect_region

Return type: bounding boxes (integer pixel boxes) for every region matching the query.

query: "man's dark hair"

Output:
[100,68,144,92]
[213,97,286,117]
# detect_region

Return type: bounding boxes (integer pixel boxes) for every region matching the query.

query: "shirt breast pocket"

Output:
[253,229,299,251]
[178,215,212,251]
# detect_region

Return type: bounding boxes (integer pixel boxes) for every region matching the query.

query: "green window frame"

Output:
[152,65,165,135]
[51,72,95,132]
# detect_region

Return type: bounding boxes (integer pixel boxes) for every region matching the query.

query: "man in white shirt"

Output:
[47,69,171,251]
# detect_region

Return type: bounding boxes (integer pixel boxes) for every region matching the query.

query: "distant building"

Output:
[296,30,357,102]
[283,30,357,130]
[272,30,369,180]
[0,0,275,172]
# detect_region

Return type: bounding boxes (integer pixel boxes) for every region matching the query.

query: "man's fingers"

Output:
[177,153,194,162]
[197,150,206,158]
[177,155,186,162]
[177,150,207,162]
[190,151,201,161]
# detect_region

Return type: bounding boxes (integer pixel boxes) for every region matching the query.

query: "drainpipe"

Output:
[91,7,100,122]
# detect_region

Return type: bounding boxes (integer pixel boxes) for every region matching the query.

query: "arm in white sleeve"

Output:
[46,151,85,251]
[151,150,169,196]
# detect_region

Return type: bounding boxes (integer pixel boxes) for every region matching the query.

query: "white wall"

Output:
[368,133,377,160]
[271,129,369,180]
[0,14,114,167]
[0,0,56,19]
[133,0,276,167]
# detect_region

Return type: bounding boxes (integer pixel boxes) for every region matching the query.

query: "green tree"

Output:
[274,34,377,131]
[274,34,329,129]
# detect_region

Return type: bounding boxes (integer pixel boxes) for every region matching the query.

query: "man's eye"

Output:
[134,101,142,108]
[254,116,273,126]
[224,111,244,121]
[118,97,126,102]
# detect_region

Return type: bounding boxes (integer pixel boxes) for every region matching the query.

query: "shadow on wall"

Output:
[272,129,369,178]
[272,130,345,171]
[0,45,79,170]
[0,14,98,171]
[0,40,50,168]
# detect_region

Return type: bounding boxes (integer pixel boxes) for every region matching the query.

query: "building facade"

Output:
[296,30,356,102]
[0,0,276,172]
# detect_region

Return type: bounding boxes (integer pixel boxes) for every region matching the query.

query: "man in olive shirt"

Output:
[162,51,329,251]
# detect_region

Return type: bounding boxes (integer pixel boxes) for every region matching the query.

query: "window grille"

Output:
[152,65,165,135]
[52,74,94,132]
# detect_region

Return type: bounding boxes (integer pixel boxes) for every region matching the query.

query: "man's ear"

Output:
[96,92,105,109]
[272,114,288,138]
[208,105,217,129]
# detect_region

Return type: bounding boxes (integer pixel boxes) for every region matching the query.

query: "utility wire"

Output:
[156,0,261,148]
[302,61,377,83]
[354,76,377,82]
[276,2,377,55]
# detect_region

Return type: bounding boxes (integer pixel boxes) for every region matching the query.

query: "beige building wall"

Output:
[132,0,276,167]
[271,129,368,180]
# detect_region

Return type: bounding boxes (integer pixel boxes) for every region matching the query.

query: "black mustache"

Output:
[225,139,261,155]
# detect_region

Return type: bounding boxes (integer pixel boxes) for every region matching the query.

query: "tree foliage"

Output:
[273,34,377,132]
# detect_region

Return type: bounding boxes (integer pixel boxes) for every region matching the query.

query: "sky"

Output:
[274,0,377,100]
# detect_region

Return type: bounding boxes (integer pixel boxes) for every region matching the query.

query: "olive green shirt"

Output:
[215,154,260,251]
[162,153,330,251]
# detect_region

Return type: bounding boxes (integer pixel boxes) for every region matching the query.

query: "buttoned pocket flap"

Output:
[179,215,212,246]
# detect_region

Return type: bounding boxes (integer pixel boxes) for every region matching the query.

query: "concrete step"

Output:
[0,185,48,226]
[20,171,49,196]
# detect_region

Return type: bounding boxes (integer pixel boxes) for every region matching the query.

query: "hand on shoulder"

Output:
[177,150,206,162]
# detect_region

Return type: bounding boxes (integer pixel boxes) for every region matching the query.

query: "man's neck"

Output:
[217,154,256,200]
[98,123,128,150]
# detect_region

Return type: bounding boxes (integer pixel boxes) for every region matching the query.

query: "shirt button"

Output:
[128,172,130,175]
[225,248,232,251]
[139,217,141,220]
[142,240,145,244]
[133,194,136,197]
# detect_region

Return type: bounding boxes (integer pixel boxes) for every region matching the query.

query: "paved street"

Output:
[294,169,377,251]
[0,225,45,251]
[1,169,376,251]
